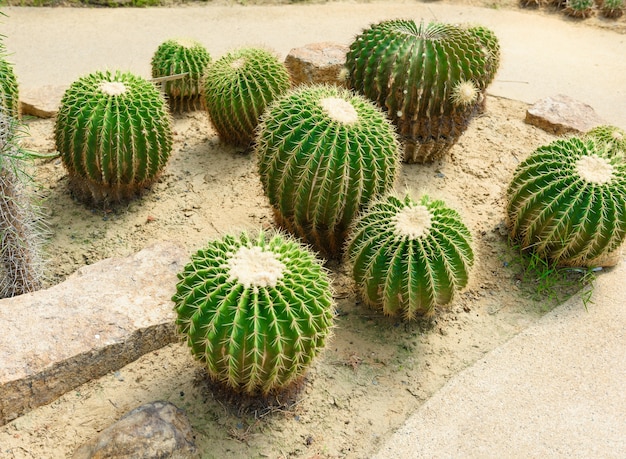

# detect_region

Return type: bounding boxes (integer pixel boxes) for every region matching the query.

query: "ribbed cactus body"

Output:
[585,125,626,161]
[0,55,19,118]
[507,137,626,267]
[55,70,173,204]
[203,47,291,147]
[173,230,335,395]
[346,19,494,163]
[600,0,624,18]
[256,85,400,257]
[346,194,474,319]
[564,0,595,17]
[0,110,44,297]
[151,38,211,112]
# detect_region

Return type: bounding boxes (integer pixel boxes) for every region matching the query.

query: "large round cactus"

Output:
[507,137,626,267]
[55,70,173,205]
[0,54,19,118]
[346,193,474,319]
[346,19,495,163]
[203,47,291,148]
[585,125,626,161]
[172,230,335,395]
[256,84,401,258]
[151,38,211,112]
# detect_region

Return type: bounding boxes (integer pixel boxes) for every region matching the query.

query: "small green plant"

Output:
[203,47,291,148]
[507,136,626,268]
[0,109,45,297]
[564,0,595,17]
[345,193,474,320]
[600,0,624,18]
[151,38,212,112]
[172,230,335,395]
[345,19,496,163]
[55,69,173,205]
[585,125,626,160]
[256,84,400,258]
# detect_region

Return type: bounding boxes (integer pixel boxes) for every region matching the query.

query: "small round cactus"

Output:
[564,0,595,17]
[346,193,474,319]
[172,230,335,395]
[465,24,501,112]
[151,38,212,112]
[600,0,624,18]
[345,19,495,163]
[55,70,173,205]
[256,84,401,258]
[203,47,291,148]
[585,125,626,161]
[0,109,45,297]
[507,137,626,267]
[0,53,19,118]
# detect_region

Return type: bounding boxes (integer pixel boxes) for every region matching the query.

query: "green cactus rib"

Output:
[507,137,626,267]
[173,230,335,395]
[256,85,400,258]
[346,194,474,319]
[203,47,291,147]
[151,38,211,111]
[55,70,172,204]
[0,54,19,118]
[346,19,493,163]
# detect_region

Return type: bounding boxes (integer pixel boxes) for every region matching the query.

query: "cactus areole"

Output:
[256,85,400,258]
[507,137,626,267]
[55,70,173,204]
[346,19,495,163]
[172,231,335,395]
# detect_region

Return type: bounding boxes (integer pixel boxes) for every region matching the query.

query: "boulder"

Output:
[20,85,67,118]
[72,401,199,459]
[284,42,349,87]
[0,242,187,426]
[525,94,605,135]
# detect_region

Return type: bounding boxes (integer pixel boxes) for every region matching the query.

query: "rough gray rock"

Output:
[19,85,67,118]
[284,42,349,87]
[0,242,187,426]
[525,94,605,135]
[72,401,199,459]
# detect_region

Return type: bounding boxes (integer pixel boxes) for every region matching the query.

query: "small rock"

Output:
[525,94,605,135]
[19,85,68,118]
[284,42,349,87]
[72,401,199,459]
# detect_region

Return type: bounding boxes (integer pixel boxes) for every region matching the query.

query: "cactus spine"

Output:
[203,47,291,148]
[151,38,212,112]
[345,19,495,163]
[507,137,626,267]
[172,230,335,395]
[0,109,44,297]
[256,84,401,257]
[346,193,474,319]
[55,70,173,205]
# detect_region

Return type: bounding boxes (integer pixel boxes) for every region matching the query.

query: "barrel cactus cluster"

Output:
[55,70,173,205]
[151,38,212,112]
[203,47,291,148]
[506,136,626,267]
[345,19,497,163]
[256,84,401,258]
[172,230,335,395]
[346,193,474,319]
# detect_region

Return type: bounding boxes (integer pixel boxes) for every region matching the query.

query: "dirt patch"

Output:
[1,93,596,458]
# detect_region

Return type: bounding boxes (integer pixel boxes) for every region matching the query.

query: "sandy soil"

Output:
[0,2,616,458]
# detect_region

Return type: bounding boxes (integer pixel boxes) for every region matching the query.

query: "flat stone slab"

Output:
[525,93,605,135]
[19,85,67,118]
[0,241,187,426]
[284,41,349,87]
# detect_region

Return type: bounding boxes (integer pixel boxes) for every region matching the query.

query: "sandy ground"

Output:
[1,2,622,458]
